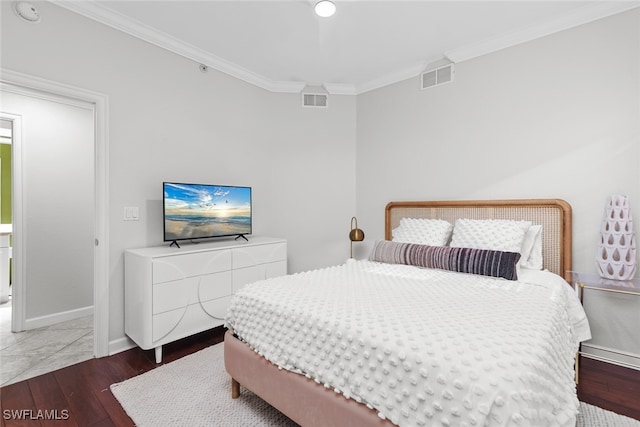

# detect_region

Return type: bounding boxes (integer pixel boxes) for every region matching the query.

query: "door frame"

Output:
[0,112,22,326]
[0,68,109,358]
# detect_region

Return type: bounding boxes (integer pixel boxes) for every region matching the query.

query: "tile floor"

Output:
[0,298,94,386]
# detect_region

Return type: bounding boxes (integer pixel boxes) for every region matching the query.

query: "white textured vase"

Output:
[596,195,637,280]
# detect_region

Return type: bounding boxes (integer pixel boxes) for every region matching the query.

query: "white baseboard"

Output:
[24,305,94,330]
[581,343,640,371]
[108,335,136,356]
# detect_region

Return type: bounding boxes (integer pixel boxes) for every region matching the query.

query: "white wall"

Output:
[0,90,94,322]
[355,9,640,366]
[1,1,357,348]
[355,9,640,272]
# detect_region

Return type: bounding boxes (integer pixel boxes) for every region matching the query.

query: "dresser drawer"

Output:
[232,243,286,269]
[200,296,233,320]
[153,277,196,315]
[152,250,232,284]
[153,271,232,314]
[198,271,233,302]
[232,260,287,293]
[153,306,186,341]
[153,303,226,342]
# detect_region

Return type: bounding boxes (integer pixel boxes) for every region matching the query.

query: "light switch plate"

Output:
[124,207,139,221]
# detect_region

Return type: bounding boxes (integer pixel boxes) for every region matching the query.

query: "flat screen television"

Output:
[163,182,252,246]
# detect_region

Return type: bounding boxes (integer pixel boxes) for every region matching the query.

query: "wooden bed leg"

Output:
[231,378,240,399]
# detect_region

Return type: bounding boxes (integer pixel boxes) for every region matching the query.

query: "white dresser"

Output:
[124,236,287,362]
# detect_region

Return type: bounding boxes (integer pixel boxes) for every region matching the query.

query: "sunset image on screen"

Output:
[163,183,251,240]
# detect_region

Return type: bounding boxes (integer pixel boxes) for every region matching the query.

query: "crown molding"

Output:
[445,2,640,64]
[354,53,451,95]
[51,1,639,96]
[51,0,303,93]
[355,63,426,95]
[356,2,639,94]
[323,83,357,95]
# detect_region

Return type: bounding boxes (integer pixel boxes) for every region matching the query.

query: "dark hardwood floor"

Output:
[2,326,639,426]
[1,327,225,427]
[578,356,640,421]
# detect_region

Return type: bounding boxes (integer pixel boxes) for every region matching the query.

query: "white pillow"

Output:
[392,218,453,246]
[450,219,532,253]
[520,225,543,270]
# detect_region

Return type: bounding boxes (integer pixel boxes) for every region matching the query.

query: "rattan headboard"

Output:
[385,199,572,280]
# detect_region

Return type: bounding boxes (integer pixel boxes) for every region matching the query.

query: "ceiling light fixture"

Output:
[314,0,336,18]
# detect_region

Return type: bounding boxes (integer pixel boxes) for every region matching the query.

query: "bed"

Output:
[224,199,591,427]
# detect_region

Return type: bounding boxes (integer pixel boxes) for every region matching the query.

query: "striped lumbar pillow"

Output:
[369,240,521,280]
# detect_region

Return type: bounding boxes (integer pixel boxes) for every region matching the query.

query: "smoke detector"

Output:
[14,2,41,23]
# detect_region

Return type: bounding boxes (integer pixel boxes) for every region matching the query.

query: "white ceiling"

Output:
[55,1,639,94]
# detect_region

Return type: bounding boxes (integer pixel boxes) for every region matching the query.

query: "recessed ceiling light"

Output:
[314,0,336,18]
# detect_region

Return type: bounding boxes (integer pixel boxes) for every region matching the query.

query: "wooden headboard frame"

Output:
[385,199,572,280]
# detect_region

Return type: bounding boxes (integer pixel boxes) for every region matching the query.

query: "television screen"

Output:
[163,182,252,243]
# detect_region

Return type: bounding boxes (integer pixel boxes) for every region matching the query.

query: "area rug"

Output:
[111,343,640,427]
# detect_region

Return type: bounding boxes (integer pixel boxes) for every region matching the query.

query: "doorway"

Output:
[0,119,12,305]
[0,90,95,384]
[0,69,109,365]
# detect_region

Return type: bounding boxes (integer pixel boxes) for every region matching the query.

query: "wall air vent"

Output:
[421,63,454,90]
[301,85,329,108]
[302,93,328,108]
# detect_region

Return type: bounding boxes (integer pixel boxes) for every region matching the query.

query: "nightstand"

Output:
[570,271,640,304]
[568,271,640,374]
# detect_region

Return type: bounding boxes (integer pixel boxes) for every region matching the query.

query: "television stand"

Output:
[169,240,180,248]
[235,234,249,242]
[124,236,287,362]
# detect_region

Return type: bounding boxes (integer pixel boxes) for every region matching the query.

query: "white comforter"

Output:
[226,260,591,427]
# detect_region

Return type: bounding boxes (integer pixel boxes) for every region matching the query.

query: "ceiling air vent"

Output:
[421,63,454,90]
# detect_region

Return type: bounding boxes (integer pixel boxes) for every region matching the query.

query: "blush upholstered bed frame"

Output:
[224,198,573,427]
